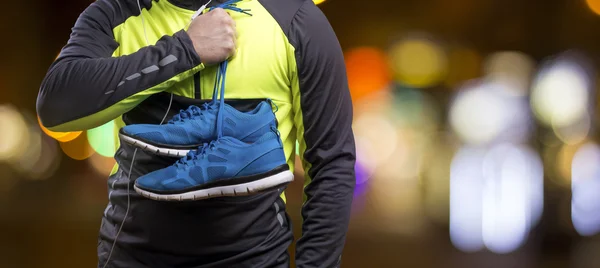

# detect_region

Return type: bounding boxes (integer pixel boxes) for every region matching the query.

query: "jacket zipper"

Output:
[194,71,201,99]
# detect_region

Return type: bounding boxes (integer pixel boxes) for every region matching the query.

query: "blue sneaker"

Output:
[119,101,276,157]
[133,130,294,201]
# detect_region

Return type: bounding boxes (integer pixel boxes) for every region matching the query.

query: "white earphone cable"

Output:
[102,1,173,267]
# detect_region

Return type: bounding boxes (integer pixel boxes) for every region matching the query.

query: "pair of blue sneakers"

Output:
[120,3,293,201]
[120,99,292,201]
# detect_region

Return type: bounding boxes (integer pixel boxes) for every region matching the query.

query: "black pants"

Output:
[97,138,293,268]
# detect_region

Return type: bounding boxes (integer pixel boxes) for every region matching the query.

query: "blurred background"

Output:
[2,0,600,267]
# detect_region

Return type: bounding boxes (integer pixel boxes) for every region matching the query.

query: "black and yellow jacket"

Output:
[37,0,355,267]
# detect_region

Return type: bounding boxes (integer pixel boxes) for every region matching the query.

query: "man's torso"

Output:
[98,1,306,267]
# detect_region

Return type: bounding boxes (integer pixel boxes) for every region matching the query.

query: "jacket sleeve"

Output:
[290,2,356,267]
[37,0,204,132]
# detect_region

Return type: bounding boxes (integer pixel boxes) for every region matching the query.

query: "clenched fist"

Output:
[187,8,236,66]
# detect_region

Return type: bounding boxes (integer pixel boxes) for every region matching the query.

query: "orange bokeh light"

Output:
[38,116,82,142]
[89,153,117,177]
[345,47,391,103]
[59,132,95,160]
[587,0,600,15]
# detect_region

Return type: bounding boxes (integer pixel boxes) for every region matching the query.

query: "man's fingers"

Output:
[211,7,227,16]
[224,14,235,28]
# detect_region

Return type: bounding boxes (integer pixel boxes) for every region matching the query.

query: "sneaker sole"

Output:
[119,133,192,157]
[133,170,294,201]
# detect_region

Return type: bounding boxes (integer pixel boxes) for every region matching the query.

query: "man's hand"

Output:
[187,8,236,66]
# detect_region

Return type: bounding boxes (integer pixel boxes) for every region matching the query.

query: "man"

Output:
[37,0,356,267]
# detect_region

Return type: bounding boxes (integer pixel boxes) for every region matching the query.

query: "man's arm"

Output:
[290,1,356,267]
[37,0,203,132]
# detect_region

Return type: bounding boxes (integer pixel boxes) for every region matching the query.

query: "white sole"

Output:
[134,170,294,201]
[119,133,192,157]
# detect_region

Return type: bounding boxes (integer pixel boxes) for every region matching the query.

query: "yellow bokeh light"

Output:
[586,0,600,15]
[0,105,30,162]
[531,61,589,128]
[59,132,95,160]
[389,37,448,88]
[313,0,326,4]
[556,142,586,186]
[345,47,391,103]
[38,116,82,142]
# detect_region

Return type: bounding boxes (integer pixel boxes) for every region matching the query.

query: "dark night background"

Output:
[2,0,600,267]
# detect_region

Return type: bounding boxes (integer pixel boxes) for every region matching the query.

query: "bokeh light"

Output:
[450,82,511,145]
[313,0,326,4]
[450,146,486,252]
[531,59,590,128]
[390,86,439,131]
[369,158,425,235]
[450,144,543,254]
[484,51,535,96]
[355,87,439,180]
[352,160,370,212]
[0,105,30,162]
[345,47,391,103]
[586,0,600,15]
[481,144,543,253]
[450,81,533,145]
[389,36,448,88]
[37,116,82,142]
[59,132,95,160]
[556,142,585,186]
[0,109,61,183]
[495,94,534,145]
[353,88,395,117]
[553,113,591,145]
[353,112,397,171]
[9,121,43,178]
[571,142,600,236]
[89,153,116,177]
[26,135,61,180]
[354,142,374,186]
[376,128,423,181]
[87,120,117,158]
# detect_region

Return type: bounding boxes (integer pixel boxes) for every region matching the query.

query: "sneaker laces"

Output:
[176,0,250,169]
[168,103,214,124]
[215,0,252,16]
[210,0,251,139]
[175,140,219,169]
